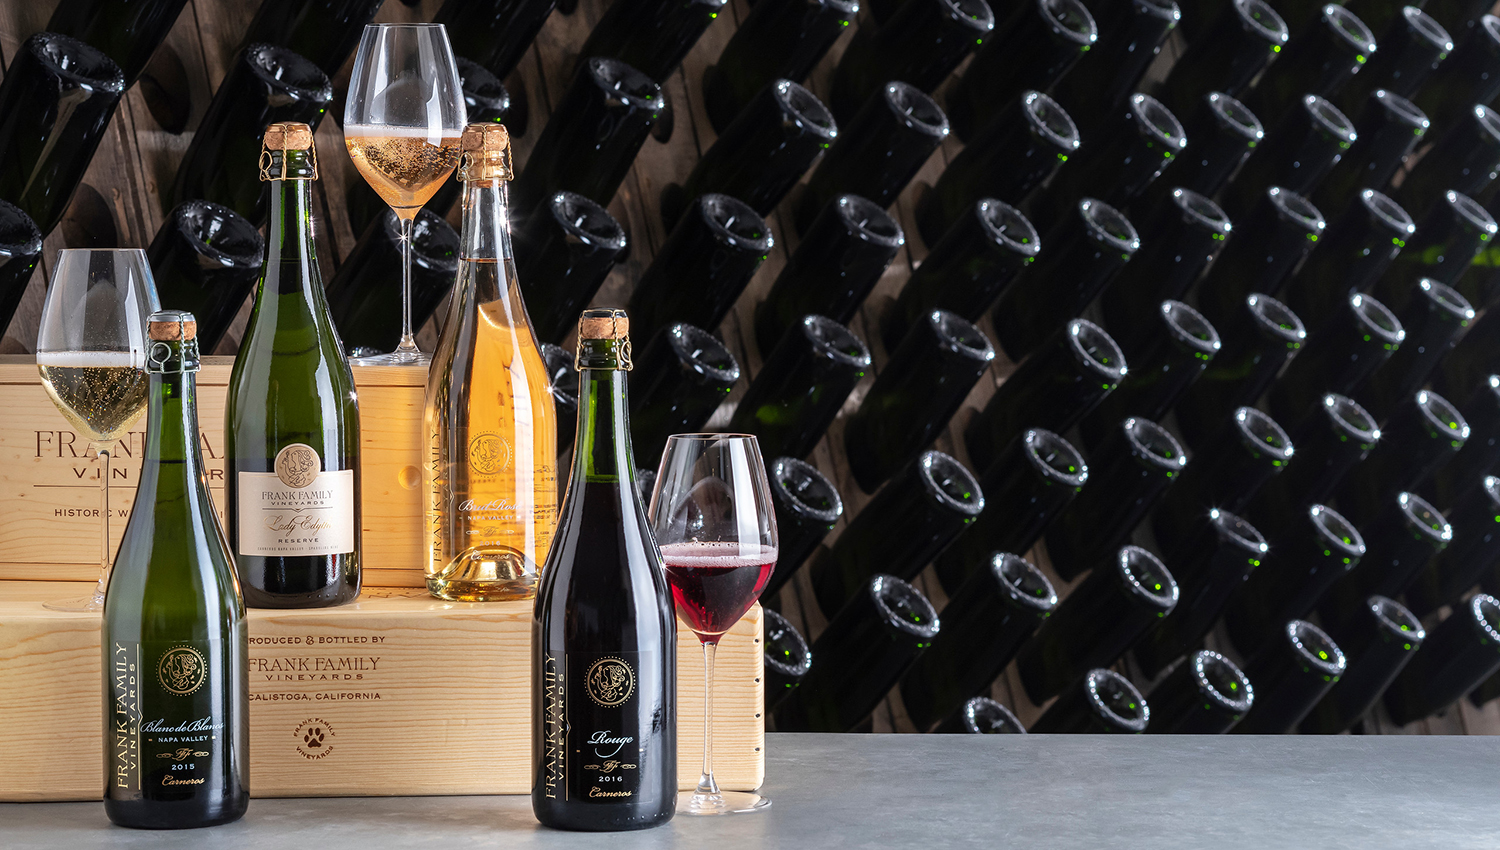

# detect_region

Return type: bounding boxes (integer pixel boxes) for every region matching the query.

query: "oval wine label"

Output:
[237,444,356,557]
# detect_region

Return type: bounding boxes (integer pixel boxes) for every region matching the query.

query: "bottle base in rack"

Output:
[680,790,771,816]
[348,349,432,366]
[426,576,538,602]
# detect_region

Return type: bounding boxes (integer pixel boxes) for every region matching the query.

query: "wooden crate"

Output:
[0,355,427,588]
[0,581,765,800]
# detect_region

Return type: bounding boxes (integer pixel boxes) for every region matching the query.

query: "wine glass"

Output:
[344,23,466,366]
[35,249,159,612]
[649,433,778,815]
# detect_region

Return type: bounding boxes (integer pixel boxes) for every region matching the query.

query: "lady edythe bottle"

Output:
[533,310,676,831]
[104,311,248,829]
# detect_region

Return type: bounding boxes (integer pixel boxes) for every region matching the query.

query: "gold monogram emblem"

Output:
[468,433,511,475]
[158,646,206,696]
[585,658,635,707]
[274,443,321,489]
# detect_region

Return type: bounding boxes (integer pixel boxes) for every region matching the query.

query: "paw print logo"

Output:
[295,718,335,759]
[303,726,325,748]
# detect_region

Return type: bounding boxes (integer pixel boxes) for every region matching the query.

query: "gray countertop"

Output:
[4,733,1497,848]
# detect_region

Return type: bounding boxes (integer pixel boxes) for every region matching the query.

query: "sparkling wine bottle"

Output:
[827,0,995,121]
[1414,15,1500,131]
[147,201,265,355]
[1282,190,1416,327]
[225,123,360,609]
[1266,293,1404,430]
[1030,669,1150,733]
[326,209,461,357]
[1173,294,1305,444]
[1248,4,1378,121]
[543,343,579,457]
[761,458,842,601]
[1387,192,1496,297]
[1249,395,1380,532]
[437,0,559,80]
[1360,279,1474,419]
[532,309,676,830]
[1100,190,1233,345]
[933,697,1027,733]
[1193,187,1326,330]
[629,324,740,463]
[1221,95,1358,219]
[513,192,627,345]
[763,608,812,709]
[425,124,558,602]
[1407,477,1500,614]
[578,0,728,83]
[1231,620,1345,733]
[1161,0,1289,114]
[1169,92,1265,198]
[1146,650,1254,733]
[46,0,188,85]
[0,201,43,337]
[1320,492,1451,629]
[1396,105,1500,219]
[1346,7,1451,103]
[1433,309,1500,406]
[1052,0,1181,134]
[1312,89,1429,218]
[1153,406,1294,541]
[1431,378,1500,508]
[1384,594,1500,725]
[1300,595,1423,733]
[103,310,248,829]
[1332,392,1467,523]
[239,0,384,77]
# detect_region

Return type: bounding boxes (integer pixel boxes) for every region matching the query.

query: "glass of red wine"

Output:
[650,433,778,815]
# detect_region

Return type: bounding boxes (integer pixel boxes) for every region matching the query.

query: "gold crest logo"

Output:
[585,658,635,707]
[158,646,206,696]
[468,433,511,475]
[274,443,321,489]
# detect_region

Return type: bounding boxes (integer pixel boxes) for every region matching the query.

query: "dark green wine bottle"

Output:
[1406,476,1500,615]
[1281,189,1416,328]
[762,609,812,710]
[1300,595,1423,734]
[1152,406,1293,549]
[1266,293,1404,431]
[1030,669,1150,733]
[1172,294,1305,445]
[437,0,559,80]
[543,343,579,457]
[1384,593,1500,725]
[104,310,248,829]
[325,209,460,357]
[0,200,43,337]
[761,457,842,601]
[1169,92,1264,199]
[1413,15,1500,132]
[1160,0,1289,115]
[629,323,741,464]
[1248,395,1379,533]
[1386,192,1496,299]
[46,0,188,85]
[1146,650,1254,733]
[933,697,1026,733]
[1221,95,1357,221]
[1192,187,1325,331]
[1320,492,1451,632]
[1433,309,1500,407]
[1311,89,1429,220]
[225,123,361,609]
[1232,620,1345,733]
[146,201,265,356]
[1431,377,1500,508]
[238,0,384,77]
[1396,104,1500,220]
[1345,7,1451,105]
[1359,278,1475,420]
[1246,4,1377,123]
[1332,391,1467,523]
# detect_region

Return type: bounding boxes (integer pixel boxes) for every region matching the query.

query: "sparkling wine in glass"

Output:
[344,23,466,366]
[651,433,778,815]
[35,248,159,612]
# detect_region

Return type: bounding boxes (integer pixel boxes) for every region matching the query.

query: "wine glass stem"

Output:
[697,639,720,797]
[396,215,419,354]
[93,446,112,607]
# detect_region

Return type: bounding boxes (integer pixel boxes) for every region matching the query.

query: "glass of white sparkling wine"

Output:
[344,23,467,366]
[35,249,160,612]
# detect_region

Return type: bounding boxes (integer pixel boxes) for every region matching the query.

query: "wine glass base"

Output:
[43,596,104,613]
[678,791,771,815]
[348,350,431,367]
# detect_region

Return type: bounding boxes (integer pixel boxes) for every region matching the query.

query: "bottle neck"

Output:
[460,178,515,264]
[144,356,205,478]
[573,342,636,485]
[264,169,321,299]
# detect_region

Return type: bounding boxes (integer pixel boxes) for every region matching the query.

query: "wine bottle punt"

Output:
[326,209,461,357]
[1312,89,1430,218]
[1415,15,1500,131]
[773,574,940,732]
[1321,493,1451,632]
[543,342,579,457]
[225,123,360,609]
[1248,5,1379,123]
[702,0,859,133]
[1170,92,1265,199]
[629,324,741,464]
[238,0,384,77]
[1160,0,1289,115]
[933,697,1027,733]
[1222,95,1358,220]
[437,0,559,81]
[793,83,949,235]
[662,80,837,227]
[763,608,813,710]
[945,0,1098,141]
[0,200,43,337]
[425,124,558,602]
[808,450,983,615]
[1193,187,1326,330]
[577,0,728,83]
[1045,418,1188,581]
[1173,294,1305,444]
[103,310,248,829]
[1408,476,1500,614]
[1051,0,1182,135]
[990,199,1141,362]
[1347,6,1452,103]
[885,200,1038,350]
[513,192,628,345]
[170,45,331,225]
[1383,593,1500,725]
[754,195,904,353]
[1333,391,1468,522]
[146,201,265,355]
[1134,510,1269,678]
[1431,377,1500,507]
[0,33,125,237]
[1360,279,1474,419]
[1388,191,1496,297]
[533,309,677,830]
[1154,406,1294,541]
[962,319,1126,474]
[46,0,188,85]
[727,315,871,461]
[1232,620,1346,733]
[934,429,1086,594]
[1397,105,1500,219]
[1030,669,1150,733]
[842,311,996,492]
[1283,189,1417,327]
[1016,545,1179,703]
[1266,293,1404,430]
[1101,189,1234,352]
[625,193,772,345]
[1300,595,1423,733]
[901,552,1056,731]
[1249,395,1380,531]
[826,0,995,121]
[761,457,843,601]
[916,91,1080,247]
[1146,650,1255,733]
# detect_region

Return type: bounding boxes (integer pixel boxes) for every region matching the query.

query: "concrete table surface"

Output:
[3,733,1497,848]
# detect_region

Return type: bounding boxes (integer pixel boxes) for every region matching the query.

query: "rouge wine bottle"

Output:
[1407,477,1500,615]
[147,201,265,355]
[702,0,857,132]
[1146,651,1255,733]
[1301,595,1424,733]
[326,210,461,358]
[1173,294,1305,444]
[763,609,813,710]
[629,324,741,463]
[933,697,1027,733]
[827,0,995,121]
[513,192,628,345]
[1282,189,1416,327]
[1169,92,1265,198]
[1384,594,1500,725]
[761,457,842,601]
[1030,669,1151,733]
[1231,620,1346,733]
[1266,293,1404,430]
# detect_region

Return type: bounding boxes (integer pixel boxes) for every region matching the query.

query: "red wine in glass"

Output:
[661,541,777,640]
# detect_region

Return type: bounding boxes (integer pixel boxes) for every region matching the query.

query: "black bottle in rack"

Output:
[763,609,812,709]
[793,84,949,235]
[945,0,1098,141]
[842,312,995,493]
[916,91,1080,246]
[1232,621,1346,733]
[900,553,1057,732]
[827,0,995,121]
[576,0,727,83]
[773,575,941,732]
[727,315,871,462]
[1433,309,1500,408]
[1388,192,1496,295]
[1396,105,1500,219]
[808,451,983,615]
[1015,546,1178,703]
[47,0,188,85]
[1282,189,1416,327]
[326,211,460,358]
[1160,0,1289,115]
[147,201,265,355]
[1169,92,1264,199]
[1384,594,1500,725]
[1174,294,1305,444]
[702,0,858,132]
[1322,493,1451,630]
[1312,90,1429,218]
[628,324,740,464]
[1030,669,1150,734]
[1415,15,1500,131]
[884,199,1039,349]
[1051,0,1182,134]
[1407,477,1500,615]
[240,0,384,78]
[1153,407,1294,541]
[754,196,904,353]
[761,458,842,602]
[542,343,578,457]
[1247,4,1378,123]
[1249,394,1380,533]
[1333,392,1468,523]
[1221,95,1358,219]
[1361,280,1474,419]
[934,429,1087,593]
[1045,418,1187,581]
[513,192,627,345]
[961,319,1127,475]
[1267,293,1404,431]
[1193,187,1326,331]
[437,0,559,81]
[1146,650,1255,733]
[1347,7,1452,104]
[0,201,42,336]
[1301,595,1424,734]
[990,199,1141,362]
[1432,378,1500,508]
[933,698,1027,733]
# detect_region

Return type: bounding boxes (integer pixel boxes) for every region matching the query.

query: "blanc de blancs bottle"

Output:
[224,121,361,608]
[533,309,676,831]
[104,310,248,829]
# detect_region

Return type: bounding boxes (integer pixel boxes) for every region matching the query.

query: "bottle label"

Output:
[539,650,654,803]
[236,444,356,557]
[108,638,234,794]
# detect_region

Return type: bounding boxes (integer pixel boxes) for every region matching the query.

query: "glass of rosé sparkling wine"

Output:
[650,433,778,815]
